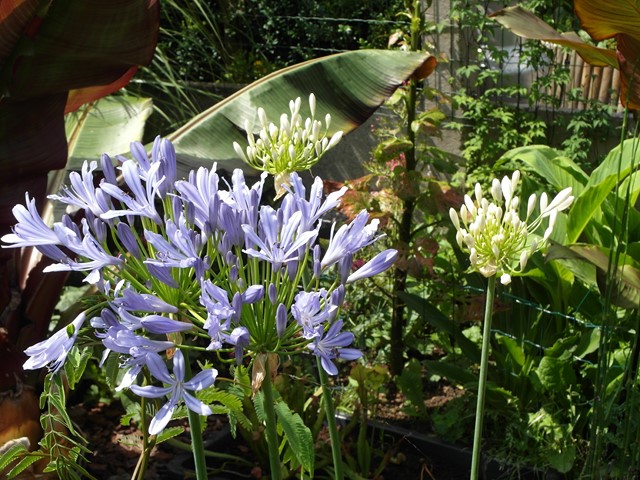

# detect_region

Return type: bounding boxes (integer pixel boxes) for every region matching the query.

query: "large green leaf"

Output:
[496,145,589,196]
[43,96,153,224]
[567,138,640,243]
[547,243,640,309]
[167,49,437,173]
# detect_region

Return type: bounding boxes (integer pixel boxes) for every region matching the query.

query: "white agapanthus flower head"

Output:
[233,93,344,197]
[449,170,574,285]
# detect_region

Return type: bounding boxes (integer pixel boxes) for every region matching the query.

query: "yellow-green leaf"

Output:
[489,6,617,67]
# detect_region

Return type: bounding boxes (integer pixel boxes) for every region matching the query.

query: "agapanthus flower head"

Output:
[4,132,399,435]
[449,170,573,285]
[232,93,344,197]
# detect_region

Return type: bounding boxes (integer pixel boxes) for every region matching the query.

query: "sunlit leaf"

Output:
[573,0,640,42]
[497,145,589,196]
[490,4,640,109]
[489,6,617,67]
[64,96,153,170]
[547,243,640,309]
[567,138,640,242]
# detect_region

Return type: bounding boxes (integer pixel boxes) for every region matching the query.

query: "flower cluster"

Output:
[449,170,573,285]
[233,94,343,196]
[2,136,396,434]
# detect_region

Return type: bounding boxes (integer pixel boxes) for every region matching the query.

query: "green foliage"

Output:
[0,372,98,480]
[274,400,315,475]
[198,385,253,437]
[396,358,425,416]
[450,0,619,174]
[217,0,406,82]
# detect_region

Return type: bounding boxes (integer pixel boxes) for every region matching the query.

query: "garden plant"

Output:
[2,0,640,479]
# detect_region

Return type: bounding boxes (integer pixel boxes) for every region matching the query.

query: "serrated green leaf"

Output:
[156,426,185,445]
[7,454,43,478]
[233,365,252,397]
[0,441,29,471]
[536,355,577,391]
[120,411,137,427]
[198,387,243,411]
[253,391,267,424]
[211,403,252,438]
[65,346,93,389]
[274,400,314,475]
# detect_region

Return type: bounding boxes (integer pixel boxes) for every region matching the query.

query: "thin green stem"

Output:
[131,397,149,480]
[317,356,344,480]
[262,355,283,480]
[183,352,208,480]
[470,275,496,480]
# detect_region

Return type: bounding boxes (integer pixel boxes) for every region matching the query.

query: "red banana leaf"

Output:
[0,0,159,348]
[489,3,640,110]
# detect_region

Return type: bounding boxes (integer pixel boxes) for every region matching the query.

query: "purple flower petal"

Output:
[148,399,177,435]
[184,368,218,391]
[347,249,398,284]
[183,391,213,416]
[145,352,174,384]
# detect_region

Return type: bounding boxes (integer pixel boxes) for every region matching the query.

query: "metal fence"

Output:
[244,2,621,113]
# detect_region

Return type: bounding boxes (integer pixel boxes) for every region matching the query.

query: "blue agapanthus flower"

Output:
[1,136,397,435]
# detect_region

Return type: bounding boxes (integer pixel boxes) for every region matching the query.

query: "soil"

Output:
[65,380,471,480]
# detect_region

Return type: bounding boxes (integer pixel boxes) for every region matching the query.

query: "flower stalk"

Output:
[470,274,495,480]
[318,355,344,480]
[184,352,208,480]
[261,355,282,480]
[449,171,573,480]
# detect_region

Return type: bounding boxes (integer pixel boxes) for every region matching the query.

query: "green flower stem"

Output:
[317,356,344,480]
[183,353,208,480]
[470,275,496,480]
[262,356,283,480]
[132,396,150,480]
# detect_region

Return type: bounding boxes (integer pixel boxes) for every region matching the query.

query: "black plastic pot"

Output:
[338,414,563,480]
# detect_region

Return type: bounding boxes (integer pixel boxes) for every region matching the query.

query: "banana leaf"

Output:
[64,96,154,171]
[547,243,640,309]
[0,0,158,358]
[168,49,437,174]
[0,0,159,244]
[489,4,640,109]
[488,6,617,68]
